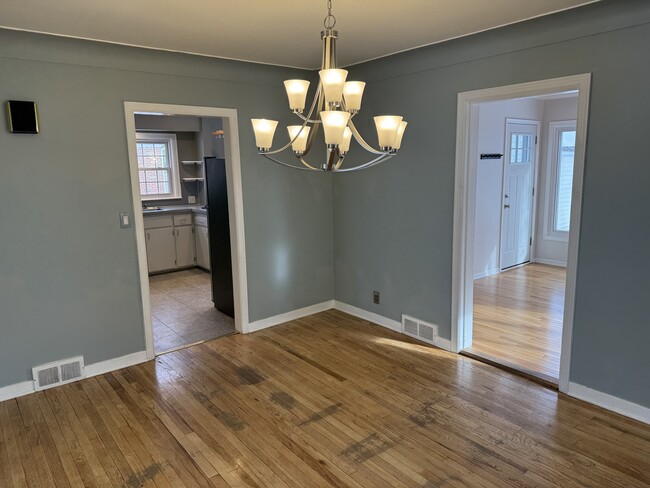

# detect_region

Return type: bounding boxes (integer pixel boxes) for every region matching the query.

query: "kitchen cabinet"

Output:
[175,225,195,268]
[143,213,196,274]
[145,227,176,273]
[194,214,210,270]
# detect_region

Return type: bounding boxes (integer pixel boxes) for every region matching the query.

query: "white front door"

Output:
[500,122,537,270]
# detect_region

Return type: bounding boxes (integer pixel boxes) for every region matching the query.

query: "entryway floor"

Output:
[150,269,235,354]
[465,263,566,381]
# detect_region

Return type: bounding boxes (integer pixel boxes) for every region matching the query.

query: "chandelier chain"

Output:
[323,0,336,29]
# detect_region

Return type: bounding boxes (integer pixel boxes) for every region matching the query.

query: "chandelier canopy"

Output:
[251,0,407,172]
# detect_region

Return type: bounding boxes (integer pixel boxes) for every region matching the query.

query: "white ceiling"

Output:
[0,0,599,69]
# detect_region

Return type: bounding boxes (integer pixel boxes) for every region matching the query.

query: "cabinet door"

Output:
[145,227,176,273]
[175,226,195,268]
[195,226,211,270]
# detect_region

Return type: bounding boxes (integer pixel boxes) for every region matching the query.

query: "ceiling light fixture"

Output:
[251,0,407,172]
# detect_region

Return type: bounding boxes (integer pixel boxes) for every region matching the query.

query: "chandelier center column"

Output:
[321,30,338,70]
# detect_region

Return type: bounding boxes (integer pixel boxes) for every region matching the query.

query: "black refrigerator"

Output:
[204,157,235,318]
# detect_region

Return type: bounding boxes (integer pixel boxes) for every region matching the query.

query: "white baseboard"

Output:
[246,300,335,333]
[534,258,567,267]
[567,382,650,425]
[333,301,452,351]
[333,300,402,332]
[84,350,149,378]
[0,350,149,403]
[473,268,500,280]
[0,380,35,403]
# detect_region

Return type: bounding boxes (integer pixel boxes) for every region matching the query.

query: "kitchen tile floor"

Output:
[149,268,235,354]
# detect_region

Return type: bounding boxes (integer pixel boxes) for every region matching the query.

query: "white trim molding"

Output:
[542,120,577,243]
[0,381,34,403]
[452,74,592,395]
[473,268,501,280]
[124,102,249,356]
[567,383,650,425]
[333,301,402,332]
[333,301,452,351]
[84,351,148,378]
[0,350,149,403]
[248,301,335,333]
[534,258,567,267]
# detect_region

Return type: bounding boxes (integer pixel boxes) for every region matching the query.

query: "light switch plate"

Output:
[188,196,196,204]
[119,212,131,228]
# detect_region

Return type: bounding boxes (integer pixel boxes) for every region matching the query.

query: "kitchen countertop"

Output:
[142,205,207,215]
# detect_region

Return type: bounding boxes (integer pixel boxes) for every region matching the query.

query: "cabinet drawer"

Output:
[144,215,173,229]
[194,215,208,227]
[173,213,192,226]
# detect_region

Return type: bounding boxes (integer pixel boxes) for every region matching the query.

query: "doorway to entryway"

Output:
[452,75,591,391]
[124,103,250,360]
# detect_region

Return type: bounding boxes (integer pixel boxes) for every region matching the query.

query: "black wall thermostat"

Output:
[7,100,39,134]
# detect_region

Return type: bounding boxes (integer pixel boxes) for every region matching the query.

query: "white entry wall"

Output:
[473,98,544,279]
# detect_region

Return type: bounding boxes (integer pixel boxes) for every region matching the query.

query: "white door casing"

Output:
[124,102,249,360]
[451,74,591,394]
[500,121,539,269]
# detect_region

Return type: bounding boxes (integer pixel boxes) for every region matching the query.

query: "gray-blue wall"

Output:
[0,30,333,387]
[2,0,649,410]
[333,0,650,407]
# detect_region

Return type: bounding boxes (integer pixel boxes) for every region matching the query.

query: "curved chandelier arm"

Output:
[299,157,320,171]
[260,82,323,156]
[294,82,324,124]
[261,119,310,156]
[261,153,315,171]
[348,119,387,155]
[333,153,394,173]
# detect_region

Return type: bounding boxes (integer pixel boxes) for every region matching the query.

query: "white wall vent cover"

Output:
[32,356,85,391]
[402,315,440,346]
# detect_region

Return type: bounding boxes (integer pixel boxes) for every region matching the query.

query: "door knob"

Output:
[504,204,511,209]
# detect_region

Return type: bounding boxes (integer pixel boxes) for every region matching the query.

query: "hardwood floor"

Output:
[2,309,649,487]
[467,264,565,381]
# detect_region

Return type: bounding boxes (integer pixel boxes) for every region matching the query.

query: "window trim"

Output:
[543,120,576,242]
[135,132,181,201]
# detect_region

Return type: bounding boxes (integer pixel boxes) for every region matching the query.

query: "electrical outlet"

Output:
[188,196,196,204]
[373,291,380,304]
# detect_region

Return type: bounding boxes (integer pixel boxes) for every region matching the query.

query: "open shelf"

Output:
[181,160,203,165]
[182,177,204,182]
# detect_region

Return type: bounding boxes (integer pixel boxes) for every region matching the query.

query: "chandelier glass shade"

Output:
[251,1,407,172]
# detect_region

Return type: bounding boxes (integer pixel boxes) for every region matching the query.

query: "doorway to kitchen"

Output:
[451,75,591,391]
[124,103,249,359]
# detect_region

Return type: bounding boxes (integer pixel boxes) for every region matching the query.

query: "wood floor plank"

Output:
[470,263,565,379]
[1,309,649,487]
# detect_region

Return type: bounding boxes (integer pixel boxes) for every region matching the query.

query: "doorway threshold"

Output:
[155,331,238,357]
[460,348,558,391]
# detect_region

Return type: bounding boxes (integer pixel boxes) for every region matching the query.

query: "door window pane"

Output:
[510,133,533,164]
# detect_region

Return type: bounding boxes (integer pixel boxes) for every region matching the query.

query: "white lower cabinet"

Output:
[175,225,195,268]
[145,227,176,273]
[195,224,210,270]
[144,213,197,274]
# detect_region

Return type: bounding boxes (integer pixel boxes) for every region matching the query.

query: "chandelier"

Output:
[251,0,407,172]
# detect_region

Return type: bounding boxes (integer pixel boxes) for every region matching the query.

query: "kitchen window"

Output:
[136,132,181,200]
[544,121,576,241]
